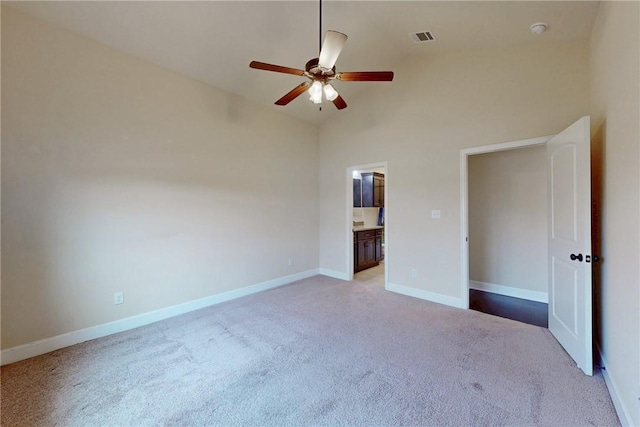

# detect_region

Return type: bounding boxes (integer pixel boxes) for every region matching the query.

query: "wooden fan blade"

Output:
[250,61,305,76]
[275,81,311,106]
[336,71,394,82]
[332,94,347,110]
[319,30,348,69]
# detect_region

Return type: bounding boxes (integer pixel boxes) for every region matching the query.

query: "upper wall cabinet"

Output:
[354,172,384,208]
[353,178,362,208]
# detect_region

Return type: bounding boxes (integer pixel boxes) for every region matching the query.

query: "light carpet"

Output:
[1,274,619,426]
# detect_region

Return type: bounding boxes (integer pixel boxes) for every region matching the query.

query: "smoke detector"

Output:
[530,22,549,35]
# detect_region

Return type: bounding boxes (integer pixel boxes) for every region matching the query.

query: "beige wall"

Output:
[1,8,319,350]
[468,146,547,295]
[319,41,590,300]
[589,2,640,425]
[353,208,380,228]
[3,6,638,423]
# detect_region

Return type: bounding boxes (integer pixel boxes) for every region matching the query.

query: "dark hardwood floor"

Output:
[469,289,548,328]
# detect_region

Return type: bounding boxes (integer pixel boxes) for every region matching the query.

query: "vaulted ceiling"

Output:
[6,1,600,125]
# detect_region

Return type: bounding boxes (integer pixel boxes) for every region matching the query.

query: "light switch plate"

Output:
[114,292,124,305]
[431,210,441,219]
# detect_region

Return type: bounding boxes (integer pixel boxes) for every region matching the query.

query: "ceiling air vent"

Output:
[410,31,436,43]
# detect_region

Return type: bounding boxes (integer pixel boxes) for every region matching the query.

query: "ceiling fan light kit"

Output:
[249,0,393,110]
[309,81,323,104]
[323,83,339,101]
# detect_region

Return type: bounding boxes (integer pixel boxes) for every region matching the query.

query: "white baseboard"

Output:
[597,346,635,427]
[386,282,464,309]
[469,280,548,303]
[319,268,349,281]
[0,269,320,366]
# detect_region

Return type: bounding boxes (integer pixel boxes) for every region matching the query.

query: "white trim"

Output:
[461,136,552,156]
[384,169,389,290]
[0,269,319,366]
[598,346,634,426]
[460,135,553,311]
[319,268,349,281]
[460,150,470,309]
[469,280,549,303]
[386,282,464,309]
[346,165,355,282]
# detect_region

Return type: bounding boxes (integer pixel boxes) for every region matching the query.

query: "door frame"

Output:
[459,136,552,309]
[346,161,388,287]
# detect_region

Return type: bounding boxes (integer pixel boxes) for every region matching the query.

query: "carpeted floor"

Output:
[1,274,619,426]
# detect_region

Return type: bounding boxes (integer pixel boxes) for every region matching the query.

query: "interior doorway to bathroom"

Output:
[347,162,387,288]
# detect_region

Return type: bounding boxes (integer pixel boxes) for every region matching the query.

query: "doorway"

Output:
[346,162,388,288]
[460,116,594,376]
[459,136,550,309]
[466,145,549,327]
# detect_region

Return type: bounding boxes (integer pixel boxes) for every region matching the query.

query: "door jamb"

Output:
[346,162,388,287]
[459,136,552,309]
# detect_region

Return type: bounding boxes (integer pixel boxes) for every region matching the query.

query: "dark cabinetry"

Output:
[362,172,385,208]
[375,229,383,261]
[353,172,384,208]
[354,228,384,273]
[353,178,362,208]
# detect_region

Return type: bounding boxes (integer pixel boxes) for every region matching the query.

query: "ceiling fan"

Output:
[249,0,394,110]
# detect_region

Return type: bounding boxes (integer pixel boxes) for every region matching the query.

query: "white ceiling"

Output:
[6,1,600,126]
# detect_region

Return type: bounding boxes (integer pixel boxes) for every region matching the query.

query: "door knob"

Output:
[570,253,583,262]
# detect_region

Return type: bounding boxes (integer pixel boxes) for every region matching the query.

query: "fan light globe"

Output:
[308,81,323,103]
[323,84,339,101]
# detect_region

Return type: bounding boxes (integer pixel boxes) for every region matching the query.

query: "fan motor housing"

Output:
[305,58,336,78]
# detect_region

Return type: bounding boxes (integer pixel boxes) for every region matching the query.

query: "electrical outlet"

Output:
[114,292,124,305]
[411,268,418,278]
[431,210,441,219]
[288,257,294,266]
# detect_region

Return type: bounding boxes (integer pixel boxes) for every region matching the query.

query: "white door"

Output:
[547,116,593,376]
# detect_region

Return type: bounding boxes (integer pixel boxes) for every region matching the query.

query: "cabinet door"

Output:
[373,175,384,207]
[354,240,358,269]
[357,239,368,267]
[361,173,374,207]
[361,172,384,208]
[353,178,362,207]
[375,236,382,261]
[364,238,376,264]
